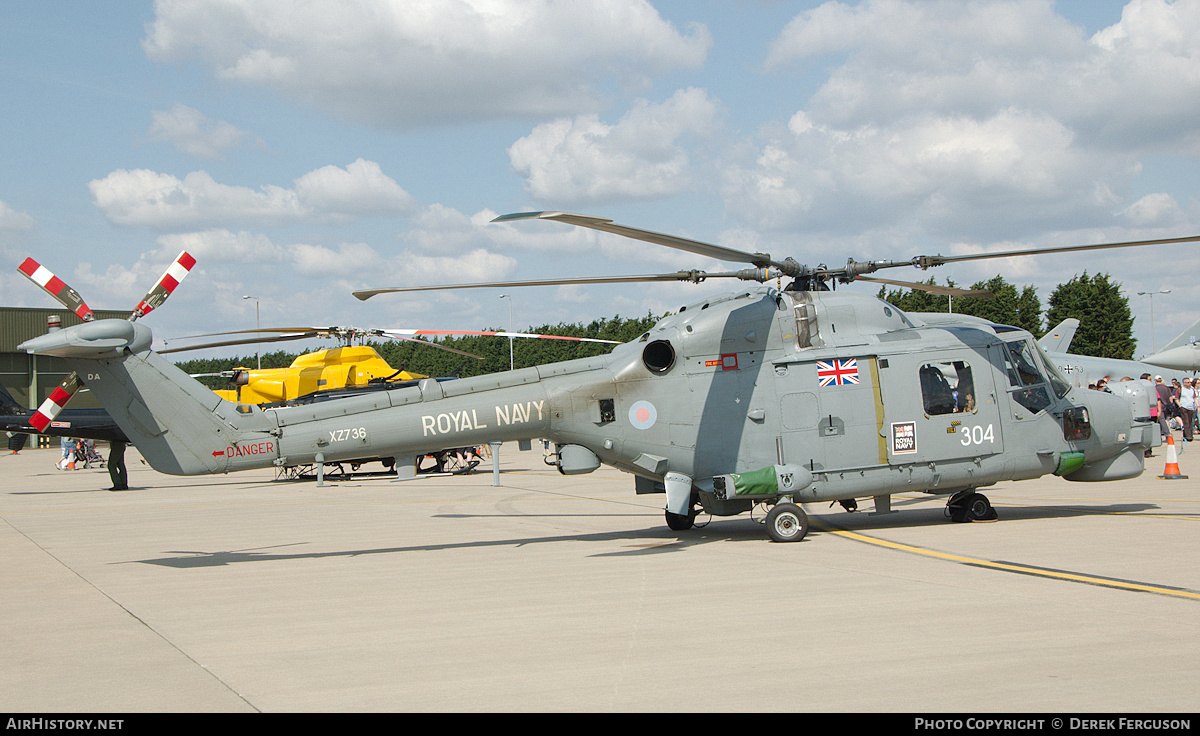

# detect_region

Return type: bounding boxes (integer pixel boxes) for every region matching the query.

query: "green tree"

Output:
[952,277,1043,335]
[1045,272,1135,359]
[876,276,1042,334]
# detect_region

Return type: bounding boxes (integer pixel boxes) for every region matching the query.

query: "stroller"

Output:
[61,439,105,469]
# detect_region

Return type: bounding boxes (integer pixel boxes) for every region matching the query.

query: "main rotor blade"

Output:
[382,329,620,345]
[17,257,94,322]
[160,333,321,354]
[493,211,793,272]
[854,276,994,298]
[132,250,196,320]
[852,233,1200,277]
[352,268,775,300]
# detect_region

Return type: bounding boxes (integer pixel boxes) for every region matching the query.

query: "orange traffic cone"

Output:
[1158,434,1188,479]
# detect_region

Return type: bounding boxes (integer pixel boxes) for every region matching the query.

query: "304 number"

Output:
[959,424,995,446]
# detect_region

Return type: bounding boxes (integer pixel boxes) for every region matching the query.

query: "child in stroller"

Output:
[72,438,105,469]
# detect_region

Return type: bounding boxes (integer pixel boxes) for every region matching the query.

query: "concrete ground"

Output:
[1,437,1197,712]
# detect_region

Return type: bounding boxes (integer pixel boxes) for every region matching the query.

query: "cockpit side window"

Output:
[1005,341,1043,387]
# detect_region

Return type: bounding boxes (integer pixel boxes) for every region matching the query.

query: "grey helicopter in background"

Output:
[18,213,1200,541]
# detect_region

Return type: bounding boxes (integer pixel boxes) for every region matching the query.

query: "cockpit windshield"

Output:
[1002,338,1056,414]
[1033,341,1071,399]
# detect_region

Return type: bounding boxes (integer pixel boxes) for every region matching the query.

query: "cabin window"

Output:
[919,361,976,416]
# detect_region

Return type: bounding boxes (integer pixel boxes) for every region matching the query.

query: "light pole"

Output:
[1137,289,1171,353]
[499,294,513,371]
[242,295,261,369]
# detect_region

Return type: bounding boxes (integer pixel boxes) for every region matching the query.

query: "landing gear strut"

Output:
[947,490,997,522]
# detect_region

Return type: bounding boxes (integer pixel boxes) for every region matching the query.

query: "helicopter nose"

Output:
[1061,388,1156,481]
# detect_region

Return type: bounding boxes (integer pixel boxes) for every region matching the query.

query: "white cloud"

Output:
[142,0,711,127]
[291,241,385,278]
[89,159,416,228]
[155,229,287,263]
[725,107,1129,237]
[729,0,1200,242]
[1120,193,1184,226]
[398,248,519,286]
[148,104,250,159]
[508,87,721,204]
[293,159,416,217]
[766,0,1200,151]
[0,200,35,232]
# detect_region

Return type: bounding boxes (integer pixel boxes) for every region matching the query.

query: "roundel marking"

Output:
[629,400,657,430]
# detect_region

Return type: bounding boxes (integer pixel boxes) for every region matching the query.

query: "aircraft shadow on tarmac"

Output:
[126,500,1161,568]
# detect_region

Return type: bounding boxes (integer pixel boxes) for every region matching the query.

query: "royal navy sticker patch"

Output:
[892,421,917,454]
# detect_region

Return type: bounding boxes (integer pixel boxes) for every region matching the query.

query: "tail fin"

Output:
[0,382,23,413]
[19,319,277,475]
[1039,318,1079,353]
[1158,317,1200,353]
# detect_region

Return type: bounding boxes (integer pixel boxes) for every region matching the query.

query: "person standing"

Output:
[59,436,74,470]
[1179,378,1197,443]
[107,440,128,491]
[1155,376,1173,440]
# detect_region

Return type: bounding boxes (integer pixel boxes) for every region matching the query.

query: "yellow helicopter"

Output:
[164,326,618,405]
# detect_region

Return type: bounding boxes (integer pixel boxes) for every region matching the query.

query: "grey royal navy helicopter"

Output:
[16,215,1200,541]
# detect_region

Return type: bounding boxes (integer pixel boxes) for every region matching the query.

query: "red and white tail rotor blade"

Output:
[382,329,620,345]
[28,374,81,432]
[17,257,95,322]
[132,250,195,320]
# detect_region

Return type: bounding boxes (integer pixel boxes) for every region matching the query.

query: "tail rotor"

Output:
[17,251,195,430]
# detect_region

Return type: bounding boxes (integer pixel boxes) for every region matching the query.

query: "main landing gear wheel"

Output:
[665,509,697,531]
[765,502,809,543]
[947,491,997,522]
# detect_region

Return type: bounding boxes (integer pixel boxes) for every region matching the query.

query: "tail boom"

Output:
[22,319,564,476]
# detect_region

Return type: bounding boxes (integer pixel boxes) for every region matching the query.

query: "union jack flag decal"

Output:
[817,358,860,387]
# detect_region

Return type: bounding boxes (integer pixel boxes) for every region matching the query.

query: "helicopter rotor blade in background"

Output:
[371,332,484,359]
[382,329,620,345]
[159,332,322,354]
[165,326,485,360]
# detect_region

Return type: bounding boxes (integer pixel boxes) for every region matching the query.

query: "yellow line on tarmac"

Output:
[812,521,1200,601]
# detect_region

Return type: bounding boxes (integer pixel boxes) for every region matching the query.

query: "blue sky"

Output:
[3,0,1199,359]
